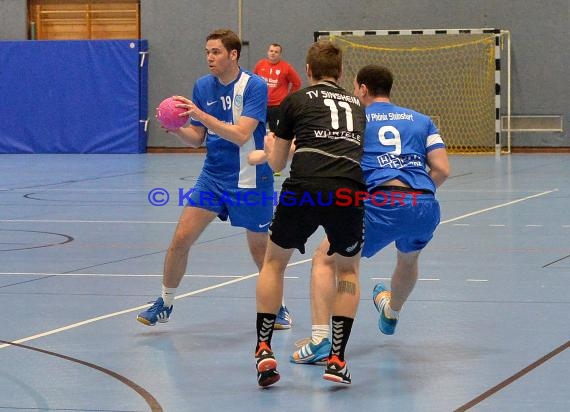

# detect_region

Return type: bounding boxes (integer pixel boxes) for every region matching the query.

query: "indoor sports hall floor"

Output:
[1,153,568,412]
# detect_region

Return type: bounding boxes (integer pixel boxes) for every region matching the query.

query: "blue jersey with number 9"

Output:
[361,101,445,193]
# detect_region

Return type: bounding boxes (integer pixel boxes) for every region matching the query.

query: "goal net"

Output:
[314,29,506,153]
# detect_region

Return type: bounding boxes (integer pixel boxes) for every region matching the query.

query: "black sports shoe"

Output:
[255,342,280,387]
[322,355,351,384]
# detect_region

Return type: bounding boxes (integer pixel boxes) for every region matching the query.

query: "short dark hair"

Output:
[207,29,242,60]
[306,40,342,81]
[269,43,282,52]
[356,64,393,97]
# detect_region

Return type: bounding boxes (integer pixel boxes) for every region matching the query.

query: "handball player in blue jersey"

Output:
[137,29,292,329]
[292,64,450,364]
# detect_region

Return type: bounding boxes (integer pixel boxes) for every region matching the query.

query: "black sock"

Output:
[256,312,276,352]
[330,316,354,361]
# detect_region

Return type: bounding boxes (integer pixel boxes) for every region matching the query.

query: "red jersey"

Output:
[253,59,302,106]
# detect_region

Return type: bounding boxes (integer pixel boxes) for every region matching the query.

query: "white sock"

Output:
[384,301,400,320]
[162,285,176,308]
[311,325,330,344]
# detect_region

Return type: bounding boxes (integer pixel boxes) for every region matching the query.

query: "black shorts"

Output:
[269,192,364,257]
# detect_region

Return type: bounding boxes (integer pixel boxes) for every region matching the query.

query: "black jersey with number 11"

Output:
[275,81,366,190]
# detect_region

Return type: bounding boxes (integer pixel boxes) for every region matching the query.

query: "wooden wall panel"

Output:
[28,0,139,40]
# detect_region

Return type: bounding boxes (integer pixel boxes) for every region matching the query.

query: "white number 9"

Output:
[378,125,401,155]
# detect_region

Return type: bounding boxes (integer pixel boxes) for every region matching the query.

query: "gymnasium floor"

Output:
[0,153,568,412]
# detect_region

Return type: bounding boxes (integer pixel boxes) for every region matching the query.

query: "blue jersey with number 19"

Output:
[361,102,445,194]
[190,69,272,189]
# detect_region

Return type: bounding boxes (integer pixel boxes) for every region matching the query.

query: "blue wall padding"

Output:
[138,40,149,153]
[0,40,148,153]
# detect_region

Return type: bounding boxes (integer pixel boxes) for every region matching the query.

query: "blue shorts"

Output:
[362,193,440,257]
[187,172,274,233]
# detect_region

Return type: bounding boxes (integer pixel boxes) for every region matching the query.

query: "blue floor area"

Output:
[0,153,569,411]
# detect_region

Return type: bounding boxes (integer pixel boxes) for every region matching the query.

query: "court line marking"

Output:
[3,187,548,192]
[373,278,490,282]
[0,171,145,192]
[371,277,440,281]
[542,253,570,268]
[0,219,211,224]
[438,189,557,224]
[454,340,570,411]
[0,339,163,412]
[0,273,299,279]
[0,258,311,350]
[0,189,557,350]
[5,188,152,192]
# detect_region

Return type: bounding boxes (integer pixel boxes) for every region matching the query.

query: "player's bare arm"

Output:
[169,124,206,148]
[427,147,451,187]
[265,132,292,172]
[247,135,295,165]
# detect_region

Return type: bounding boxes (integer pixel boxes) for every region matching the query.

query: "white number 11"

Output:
[324,98,354,131]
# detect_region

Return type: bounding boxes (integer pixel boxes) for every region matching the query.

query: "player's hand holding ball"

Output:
[156,96,189,130]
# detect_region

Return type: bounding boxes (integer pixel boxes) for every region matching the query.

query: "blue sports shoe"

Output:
[372,283,398,335]
[290,338,331,365]
[275,305,293,330]
[137,297,173,326]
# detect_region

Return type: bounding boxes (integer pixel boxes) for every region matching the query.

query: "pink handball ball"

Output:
[157,97,188,129]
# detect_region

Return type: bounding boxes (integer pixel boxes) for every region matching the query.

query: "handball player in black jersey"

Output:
[253,40,366,386]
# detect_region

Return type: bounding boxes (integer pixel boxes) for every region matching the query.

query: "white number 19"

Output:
[220,96,232,110]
